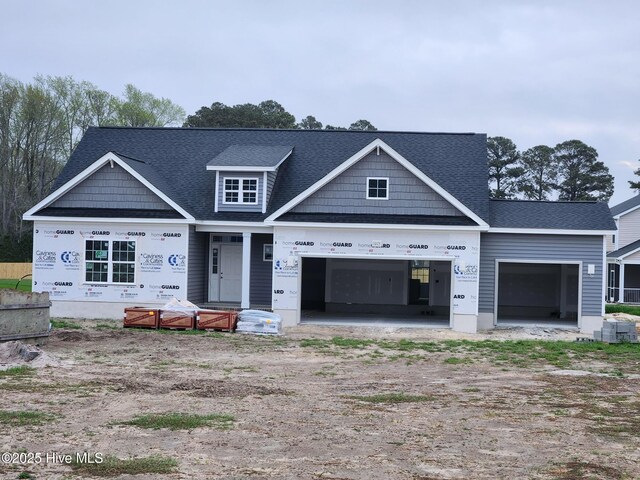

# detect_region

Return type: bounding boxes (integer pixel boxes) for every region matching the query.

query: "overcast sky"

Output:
[2,0,639,205]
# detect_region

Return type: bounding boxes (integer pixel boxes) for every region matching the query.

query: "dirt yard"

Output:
[1,320,640,479]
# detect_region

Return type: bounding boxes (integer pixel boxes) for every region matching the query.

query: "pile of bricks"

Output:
[594,320,638,343]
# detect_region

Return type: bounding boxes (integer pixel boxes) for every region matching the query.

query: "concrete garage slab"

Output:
[301,310,450,329]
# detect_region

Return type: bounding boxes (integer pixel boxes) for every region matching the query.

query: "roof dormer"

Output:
[207,145,293,214]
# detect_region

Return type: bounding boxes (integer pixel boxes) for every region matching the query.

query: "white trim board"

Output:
[22,151,194,221]
[268,221,487,231]
[265,138,488,227]
[488,228,616,235]
[25,216,191,224]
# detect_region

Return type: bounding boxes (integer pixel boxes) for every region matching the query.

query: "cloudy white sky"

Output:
[2,0,639,205]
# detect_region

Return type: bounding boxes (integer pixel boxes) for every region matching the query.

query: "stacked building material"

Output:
[196,310,238,332]
[593,320,638,343]
[236,310,282,335]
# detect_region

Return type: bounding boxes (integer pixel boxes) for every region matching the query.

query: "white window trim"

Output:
[83,239,137,285]
[366,176,389,200]
[222,177,260,205]
[263,244,273,262]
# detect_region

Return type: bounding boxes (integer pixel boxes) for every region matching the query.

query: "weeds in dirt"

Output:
[0,410,57,426]
[156,329,224,337]
[70,455,178,476]
[444,356,473,365]
[17,472,35,479]
[300,336,640,372]
[0,380,102,395]
[95,323,119,330]
[546,460,625,479]
[119,412,234,430]
[0,366,35,377]
[347,393,435,404]
[51,319,82,329]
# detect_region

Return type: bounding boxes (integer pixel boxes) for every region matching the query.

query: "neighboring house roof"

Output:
[610,195,640,217]
[51,127,491,222]
[607,239,640,259]
[206,145,293,170]
[489,200,616,231]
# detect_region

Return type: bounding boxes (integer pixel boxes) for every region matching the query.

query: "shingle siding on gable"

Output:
[50,163,171,210]
[618,208,640,248]
[479,233,603,317]
[266,171,277,208]
[217,172,264,213]
[290,151,464,216]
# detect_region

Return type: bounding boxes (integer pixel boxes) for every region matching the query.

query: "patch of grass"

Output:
[444,356,472,365]
[51,319,82,329]
[0,410,57,426]
[301,336,640,372]
[71,455,178,477]
[605,303,640,316]
[0,279,31,292]
[17,472,35,479]
[0,366,36,378]
[120,412,235,431]
[95,323,119,330]
[348,392,435,404]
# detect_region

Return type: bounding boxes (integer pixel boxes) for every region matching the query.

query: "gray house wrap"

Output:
[479,233,604,316]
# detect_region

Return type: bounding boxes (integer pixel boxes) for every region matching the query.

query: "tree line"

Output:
[488,136,615,201]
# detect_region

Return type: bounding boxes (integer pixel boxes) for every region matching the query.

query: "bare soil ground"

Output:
[1,320,640,479]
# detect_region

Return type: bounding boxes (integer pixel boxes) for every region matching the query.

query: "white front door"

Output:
[219,244,243,302]
[209,243,221,301]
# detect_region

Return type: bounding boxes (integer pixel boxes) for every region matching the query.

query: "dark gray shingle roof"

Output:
[608,239,640,258]
[206,145,293,168]
[490,200,616,231]
[53,127,491,222]
[610,195,640,216]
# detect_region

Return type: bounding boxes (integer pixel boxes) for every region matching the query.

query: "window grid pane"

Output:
[112,241,135,283]
[367,178,388,198]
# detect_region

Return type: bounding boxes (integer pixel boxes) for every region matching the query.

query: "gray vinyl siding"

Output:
[50,163,171,210]
[291,151,463,216]
[479,233,604,316]
[250,233,273,305]
[266,170,277,207]
[217,172,263,212]
[618,208,640,248]
[187,227,208,304]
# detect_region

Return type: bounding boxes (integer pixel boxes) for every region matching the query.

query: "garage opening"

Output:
[300,257,451,327]
[497,262,579,326]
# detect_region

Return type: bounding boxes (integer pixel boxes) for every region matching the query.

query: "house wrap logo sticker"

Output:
[168,254,186,270]
[61,251,81,271]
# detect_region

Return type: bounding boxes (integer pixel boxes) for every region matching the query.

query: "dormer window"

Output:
[224,178,258,204]
[366,177,389,200]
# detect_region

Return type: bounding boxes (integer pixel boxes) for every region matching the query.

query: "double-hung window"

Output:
[85,240,136,284]
[224,178,258,204]
[366,177,389,200]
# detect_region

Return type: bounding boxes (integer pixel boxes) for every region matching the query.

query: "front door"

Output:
[209,243,243,302]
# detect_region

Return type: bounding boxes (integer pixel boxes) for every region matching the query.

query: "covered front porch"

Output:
[607,240,640,304]
[189,226,273,309]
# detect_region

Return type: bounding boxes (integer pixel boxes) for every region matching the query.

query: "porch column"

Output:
[241,232,252,309]
[620,262,625,303]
